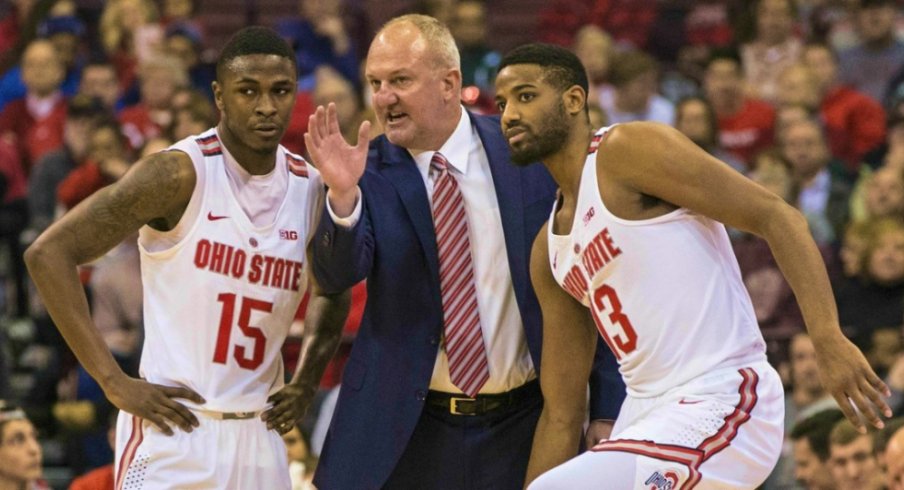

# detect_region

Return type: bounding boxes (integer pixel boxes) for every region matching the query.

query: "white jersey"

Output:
[548,127,767,398]
[137,128,322,412]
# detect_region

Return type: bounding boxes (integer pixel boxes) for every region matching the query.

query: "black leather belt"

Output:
[425,379,540,416]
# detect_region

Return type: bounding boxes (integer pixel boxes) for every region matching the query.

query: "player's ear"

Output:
[563,85,586,117]
[213,81,225,112]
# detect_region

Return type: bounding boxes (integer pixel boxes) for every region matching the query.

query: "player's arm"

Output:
[263,259,351,433]
[25,150,205,435]
[601,122,891,431]
[525,228,598,486]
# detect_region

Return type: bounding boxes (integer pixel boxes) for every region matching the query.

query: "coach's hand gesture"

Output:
[305,103,371,217]
[816,333,892,432]
[103,373,205,435]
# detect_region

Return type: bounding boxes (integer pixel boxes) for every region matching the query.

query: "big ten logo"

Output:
[280,229,298,241]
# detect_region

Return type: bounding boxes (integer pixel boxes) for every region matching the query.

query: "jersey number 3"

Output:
[590,285,638,360]
[213,293,271,370]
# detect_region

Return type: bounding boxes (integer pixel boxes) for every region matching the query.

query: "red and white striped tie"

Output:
[430,152,489,398]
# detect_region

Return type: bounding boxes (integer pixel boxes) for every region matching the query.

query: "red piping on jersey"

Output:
[115,415,145,490]
[590,368,760,489]
[286,153,309,178]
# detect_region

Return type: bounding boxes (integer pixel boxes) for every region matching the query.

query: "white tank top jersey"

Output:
[548,127,767,398]
[137,128,322,412]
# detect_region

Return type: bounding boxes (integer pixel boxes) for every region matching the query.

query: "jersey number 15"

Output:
[213,293,271,370]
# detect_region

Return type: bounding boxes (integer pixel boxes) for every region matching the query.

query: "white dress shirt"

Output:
[327,109,536,394]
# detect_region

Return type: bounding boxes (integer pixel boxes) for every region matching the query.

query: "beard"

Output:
[509,101,571,166]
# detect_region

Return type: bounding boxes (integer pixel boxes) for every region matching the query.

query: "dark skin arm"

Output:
[600,122,891,431]
[25,150,205,435]
[262,259,351,434]
[524,227,598,486]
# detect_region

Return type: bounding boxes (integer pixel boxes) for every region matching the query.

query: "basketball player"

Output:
[491,44,891,489]
[25,27,350,488]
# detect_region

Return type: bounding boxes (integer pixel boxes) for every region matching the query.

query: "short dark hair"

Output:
[216,26,296,81]
[498,43,589,96]
[791,408,845,462]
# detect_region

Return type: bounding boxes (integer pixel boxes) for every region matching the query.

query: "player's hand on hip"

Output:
[815,334,892,432]
[584,419,615,448]
[263,382,316,434]
[103,374,205,435]
[305,102,370,196]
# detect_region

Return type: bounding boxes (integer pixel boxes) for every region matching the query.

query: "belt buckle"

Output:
[224,411,253,420]
[450,396,476,415]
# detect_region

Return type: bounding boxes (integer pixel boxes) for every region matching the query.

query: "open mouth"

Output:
[386,112,407,125]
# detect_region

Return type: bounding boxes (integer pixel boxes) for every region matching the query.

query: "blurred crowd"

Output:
[2,0,904,488]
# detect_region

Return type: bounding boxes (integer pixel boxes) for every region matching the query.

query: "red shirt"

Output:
[538,0,658,48]
[68,464,114,490]
[280,91,315,156]
[0,96,67,173]
[717,98,776,168]
[57,160,110,210]
[820,85,886,171]
[0,137,27,203]
[119,103,163,150]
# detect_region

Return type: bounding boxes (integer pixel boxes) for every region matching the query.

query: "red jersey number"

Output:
[590,284,638,360]
[213,293,272,370]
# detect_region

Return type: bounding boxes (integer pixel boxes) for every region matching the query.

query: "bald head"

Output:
[22,39,65,97]
[373,15,460,71]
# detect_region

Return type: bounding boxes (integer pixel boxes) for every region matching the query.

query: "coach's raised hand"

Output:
[103,373,205,436]
[305,103,371,217]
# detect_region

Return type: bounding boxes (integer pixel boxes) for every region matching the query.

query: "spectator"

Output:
[775,63,821,120]
[885,426,904,489]
[118,54,187,150]
[0,401,46,490]
[0,39,68,174]
[836,217,904,349]
[449,0,499,98]
[779,118,852,244]
[838,0,904,104]
[163,22,214,100]
[864,112,904,170]
[803,41,887,171]
[839,220,873,279]
[861,166,904,222]
[703,50,775,168]
[828,419,884,490]
[57,117,131,211]
[78,59,123,113]
[275,0,360,90]
[98,0,161,94]
[27,94,107,235]
[168,89,216,140]
[283,424,317,490]
[674,95,745,172]
[599,49,674,125]
[786,333,838,425]
[311,67,371,146]
[789,408,845,490]
[571,25,614,106]
[741,0,803,104]
[0,14,84,113]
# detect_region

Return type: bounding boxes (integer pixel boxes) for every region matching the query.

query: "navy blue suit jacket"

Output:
[311,112,625,490]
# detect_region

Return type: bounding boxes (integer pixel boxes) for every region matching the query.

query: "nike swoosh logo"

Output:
[207,212,229,221]
[678,399,703,405]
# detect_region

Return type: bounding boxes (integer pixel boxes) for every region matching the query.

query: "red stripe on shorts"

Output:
[591,367,760,489]
[115,415,145,490]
